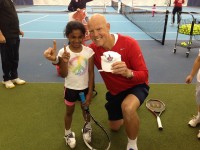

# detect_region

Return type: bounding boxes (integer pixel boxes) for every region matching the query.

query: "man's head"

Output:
[87,14,111,48]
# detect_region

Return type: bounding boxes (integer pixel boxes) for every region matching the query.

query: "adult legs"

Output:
[171,8,176,24]
[0,38,19,81]
[177,7,182,24]
[108,94,140,149]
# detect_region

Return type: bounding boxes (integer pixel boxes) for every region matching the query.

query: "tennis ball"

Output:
[181,42,187,46]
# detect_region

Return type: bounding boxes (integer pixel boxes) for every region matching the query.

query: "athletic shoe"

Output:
[2,80,15,89]
[64,132,76,149]
[170,23,174,26]
[198,130,200,139]
[127,143,138,150]
[12,78,26,85]
[188,115,200,127]
[82,127,92,143]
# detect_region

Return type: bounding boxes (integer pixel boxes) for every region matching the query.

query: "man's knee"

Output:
[109,120,123,131]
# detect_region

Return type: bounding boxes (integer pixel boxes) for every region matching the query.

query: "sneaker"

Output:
[2,80,15,89]
[127,143,138,150]
[82,127,92,143]
[64,132,76,149]
[12,78,26,85]
[198,130,200,139]
[170,23,174,26]
[188,115,200,127]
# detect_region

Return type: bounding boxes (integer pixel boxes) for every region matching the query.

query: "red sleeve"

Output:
[126,39,148,84]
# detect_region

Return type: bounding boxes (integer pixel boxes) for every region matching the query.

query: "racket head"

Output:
[146,99,166,113]
[82,111,111,150]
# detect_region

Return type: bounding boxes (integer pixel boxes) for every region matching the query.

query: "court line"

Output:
[20,15,49,26]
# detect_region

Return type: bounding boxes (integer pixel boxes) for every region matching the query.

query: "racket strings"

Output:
[84,119,110,149]
[147,101,165,112]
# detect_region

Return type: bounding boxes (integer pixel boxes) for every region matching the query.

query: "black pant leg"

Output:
[0,38,20,81]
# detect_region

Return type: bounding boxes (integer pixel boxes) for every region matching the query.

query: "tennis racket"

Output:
[146,99,166,130]
[79,92,111,150]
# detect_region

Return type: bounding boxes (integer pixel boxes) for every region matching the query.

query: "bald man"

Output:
[88,14,149,150]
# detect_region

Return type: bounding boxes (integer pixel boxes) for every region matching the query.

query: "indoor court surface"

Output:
[1,5,199,83]
[0,1,200,150]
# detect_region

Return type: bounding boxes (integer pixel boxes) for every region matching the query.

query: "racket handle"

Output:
[79,92,88,111]
[157,116,163,130]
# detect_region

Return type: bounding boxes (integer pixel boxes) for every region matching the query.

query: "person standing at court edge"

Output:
[171,0,184,25]
[68,0,92,12]
[0,0,26,89]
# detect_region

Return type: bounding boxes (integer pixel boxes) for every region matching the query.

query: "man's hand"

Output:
[0,31,6,43]
[62,44,70,63]
[111,61,133,78]
[19,30,24,37]
[44,40,57,61]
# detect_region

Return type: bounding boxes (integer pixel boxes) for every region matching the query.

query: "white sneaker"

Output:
[2,80,15,89]
[188,115,200,127]
[198,130,200,139]
[127,143,138,150]
[82,127,92,143]
[12,78,26,85]
[64,132,76,149]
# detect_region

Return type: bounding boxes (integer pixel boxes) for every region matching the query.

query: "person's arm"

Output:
[128,43,148,82]
[186,55,200,84]
[85,55,94,106]
[68,0,75,11]
[19,30,24,37]
[57,45,70,78]
[0,30,6,43]
[112,39,148,83]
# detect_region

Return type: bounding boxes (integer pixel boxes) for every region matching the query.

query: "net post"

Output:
[120,1,122,14]
[162,10,169,45]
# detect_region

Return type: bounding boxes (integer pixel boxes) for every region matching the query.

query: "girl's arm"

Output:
[86,55,94,104]
[58,45,70,78]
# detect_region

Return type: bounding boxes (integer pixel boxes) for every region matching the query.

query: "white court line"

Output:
[20,15,49,26]
[36,20,67,23]
[23,31,63,33]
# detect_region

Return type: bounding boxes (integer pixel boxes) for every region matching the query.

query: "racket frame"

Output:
[79,92,111,150]
[146,99,166,130]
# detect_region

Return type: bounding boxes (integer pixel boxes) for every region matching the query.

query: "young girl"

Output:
[152,4,156,17]
[185,49,200,139]
[44,21,94,148]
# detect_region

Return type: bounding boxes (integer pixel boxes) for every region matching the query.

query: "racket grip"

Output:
[157,116,163,130]
[79,92,88,111]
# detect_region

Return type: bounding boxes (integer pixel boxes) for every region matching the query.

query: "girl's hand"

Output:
[62,44,70,63]
[44,40,57,61]
[185,75,193,84]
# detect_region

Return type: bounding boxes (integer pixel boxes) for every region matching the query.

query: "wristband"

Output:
[127,70,134,79]
[52,56,59,64]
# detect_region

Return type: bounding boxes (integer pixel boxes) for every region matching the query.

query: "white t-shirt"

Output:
[58,45,94,90]
[197,49,200,82]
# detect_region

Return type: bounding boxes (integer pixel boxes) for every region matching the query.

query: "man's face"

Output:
[88,20,110,47]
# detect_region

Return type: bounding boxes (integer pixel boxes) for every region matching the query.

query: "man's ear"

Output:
[106,23,110,31]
